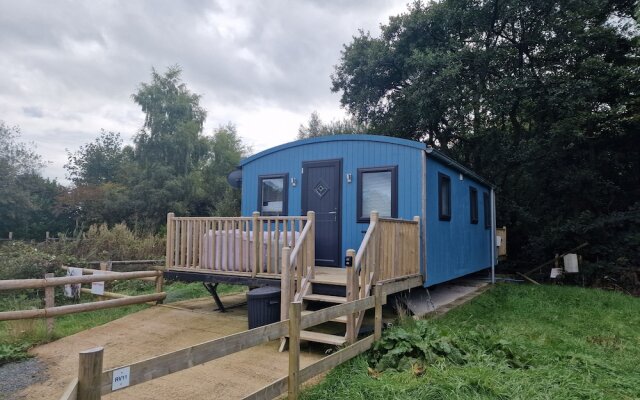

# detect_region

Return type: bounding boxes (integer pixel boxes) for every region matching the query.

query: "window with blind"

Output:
[357,166,398,222]
[258,174,288,216]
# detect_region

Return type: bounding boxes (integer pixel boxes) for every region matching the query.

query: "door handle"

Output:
[328,211,337,214]
[328,211,337,221]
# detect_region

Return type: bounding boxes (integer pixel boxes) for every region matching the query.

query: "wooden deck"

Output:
[164,210,424,346]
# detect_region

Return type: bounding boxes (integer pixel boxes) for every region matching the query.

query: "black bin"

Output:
[247,286,281,329]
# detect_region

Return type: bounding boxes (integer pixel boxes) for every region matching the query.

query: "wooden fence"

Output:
[166,212,314,278]
[0,267,164,333]
[59,274,421,400]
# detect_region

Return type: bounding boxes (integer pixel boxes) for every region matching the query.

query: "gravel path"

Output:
[0,358,47,400]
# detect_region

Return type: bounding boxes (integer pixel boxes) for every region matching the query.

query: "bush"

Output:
[45,223,165,261]
[0,242,61,281]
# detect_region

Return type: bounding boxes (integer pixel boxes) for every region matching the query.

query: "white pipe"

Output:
[490,188,496,284]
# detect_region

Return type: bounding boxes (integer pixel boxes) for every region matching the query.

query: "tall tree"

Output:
[333,1,640,268]
[0,122,71,238]
[132,65,208,175]
[201,123,248,216]
[65,130,129,185]
[297,111,368,139]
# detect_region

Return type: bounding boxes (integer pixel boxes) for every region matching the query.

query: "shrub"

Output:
[0,242,61,281]
[45,223,165,261]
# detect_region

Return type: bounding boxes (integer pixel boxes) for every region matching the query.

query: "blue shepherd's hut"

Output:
[237,134,497,287]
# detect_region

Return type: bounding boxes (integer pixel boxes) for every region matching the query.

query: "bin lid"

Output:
[247,286,281,299]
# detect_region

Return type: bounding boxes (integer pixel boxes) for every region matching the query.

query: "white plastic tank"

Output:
[563,253,579,273]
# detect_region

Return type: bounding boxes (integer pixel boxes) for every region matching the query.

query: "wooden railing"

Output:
[166,212,311,277]
[60,277,433,400]
[345,211,421,342]
[0,268,165,332]
[280,211,315,320]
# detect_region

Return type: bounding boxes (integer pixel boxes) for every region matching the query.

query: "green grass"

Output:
[301,284,640,400]
[0,281,243,364]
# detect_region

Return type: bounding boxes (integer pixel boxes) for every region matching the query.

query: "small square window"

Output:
[357,166,398,222]
[438,173,451,221]
[258,174,288,216]
[470,187,478,224]
[483,191,491,229]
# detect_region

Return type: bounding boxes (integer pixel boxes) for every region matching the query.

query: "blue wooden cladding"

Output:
[238,135,494,287]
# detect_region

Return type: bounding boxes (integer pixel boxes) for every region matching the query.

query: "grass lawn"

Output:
[301,284,640,400]
[0,281,242,364]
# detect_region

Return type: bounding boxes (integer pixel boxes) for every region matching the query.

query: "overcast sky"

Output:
[0,0,409,184]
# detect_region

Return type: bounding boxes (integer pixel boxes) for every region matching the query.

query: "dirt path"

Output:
[18,293,323,399]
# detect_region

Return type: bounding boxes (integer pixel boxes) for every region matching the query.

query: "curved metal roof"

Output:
[239,134,426,166]
[238,134,493,187]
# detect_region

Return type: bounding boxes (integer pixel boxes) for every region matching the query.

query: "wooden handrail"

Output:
[280,211,315,321]
[288,219,313,265]
[354,211,379,272]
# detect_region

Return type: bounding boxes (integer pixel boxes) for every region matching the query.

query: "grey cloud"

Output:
[0,0,408,182]
[22,106,44,118]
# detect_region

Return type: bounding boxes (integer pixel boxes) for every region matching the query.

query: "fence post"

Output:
[165,212,175,269]
[155,270,164,304]
[306,211,315,279]
[374,283,383,341]
[288,301,301,400]
[413,216,421,276]
[370,211,379,284]
[8,232,12,240]
[77,347,103,400]
[45,231,49,242]
[44,273,55,335]
[345,249,357,344]
[252,212,260,278]
[281,247,291,321]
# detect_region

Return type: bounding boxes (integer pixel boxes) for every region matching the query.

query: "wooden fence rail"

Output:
[0,267,164,334]
[58,276,428,400]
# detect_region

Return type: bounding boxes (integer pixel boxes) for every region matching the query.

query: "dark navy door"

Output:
[302,159,342,266]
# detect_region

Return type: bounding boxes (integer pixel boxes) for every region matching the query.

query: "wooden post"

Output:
[45,231,49,242]
[281,247,291,321]
[165,213,174,269]
[95,262,107,302]
[307,211,315,279]
[288,301,301,400]
[155,269,164,304]
[370,211,379,284]
[374,283,383,341]
[44,273,55,335]
[413,216,421,276]
[252,212,260,278]
[77,347,103,400]
[345,249,357,344]
[8,232,13,240]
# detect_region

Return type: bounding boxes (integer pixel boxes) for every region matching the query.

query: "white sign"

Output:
[550,267,563,279]
[112,366,131,391]
[64,267,82,299]
[91,270,106,295]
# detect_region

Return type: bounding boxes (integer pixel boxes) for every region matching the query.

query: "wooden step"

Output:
[310,277,348,286]
[303,294,347,304]
[301,310,348,324]
[300,330,347,346]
